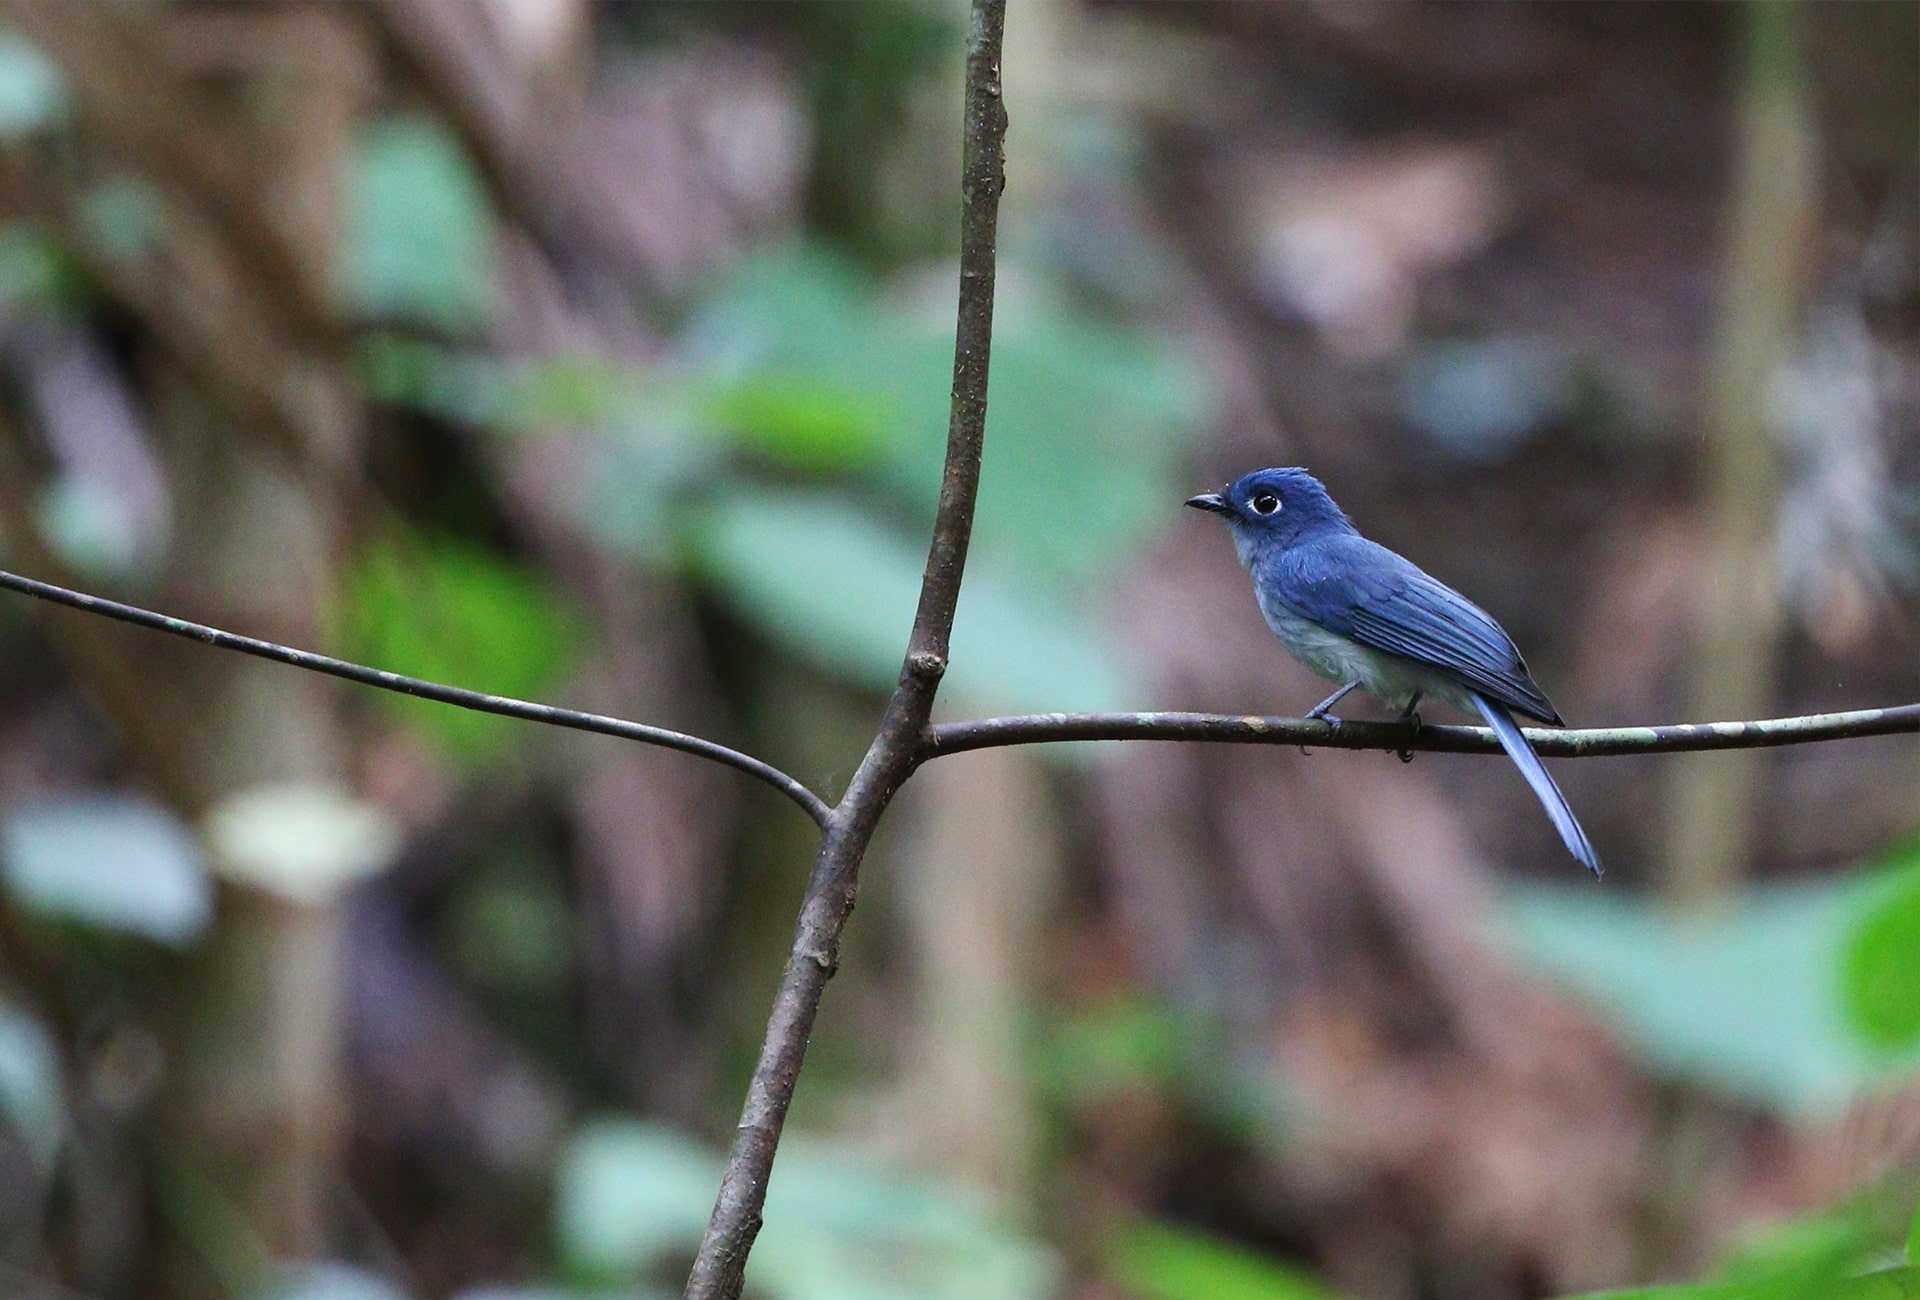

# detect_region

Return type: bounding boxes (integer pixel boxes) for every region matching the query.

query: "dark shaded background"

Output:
[0,3,1915,1298]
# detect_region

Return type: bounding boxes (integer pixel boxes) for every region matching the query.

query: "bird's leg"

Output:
[1394,691,1424,763]
[1306,680,1359,728]
[1301,681,1360,753]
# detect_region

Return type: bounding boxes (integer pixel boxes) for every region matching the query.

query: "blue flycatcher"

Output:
[1188,467,1600,876]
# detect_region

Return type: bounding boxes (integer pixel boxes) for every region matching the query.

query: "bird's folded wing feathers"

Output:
[1271,539,1560,723]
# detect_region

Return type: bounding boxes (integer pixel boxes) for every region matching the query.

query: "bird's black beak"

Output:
[1185,491,1232,515]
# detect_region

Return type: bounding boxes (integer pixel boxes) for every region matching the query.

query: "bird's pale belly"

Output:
[1254,590,1476,716]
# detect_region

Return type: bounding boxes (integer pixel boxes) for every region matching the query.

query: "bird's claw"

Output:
[1298,709,1345,756]
[1394,710,1422,763]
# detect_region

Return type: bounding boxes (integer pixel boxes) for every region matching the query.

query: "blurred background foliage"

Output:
[0,1,1915,1298]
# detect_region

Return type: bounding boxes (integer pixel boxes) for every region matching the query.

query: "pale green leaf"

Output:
[335,535,578,760]
[1841,843,1920,1049]
[345,117,493,329]
[700,371,892,472]
[688,487,1134,714]
[1109,1221,1338,1300]
[0,30,65,136]
[1501,874,1920,1116]
[81,179,164,261]
[0,223,64,309]
[682,245,1206,586]
[1563,1268,1920,1299]
[0,1001,63,1168]
[257,1263,408,1300]
[554,1118,1056,1299]
[556,1119,717,1283]
[1,795,211,946]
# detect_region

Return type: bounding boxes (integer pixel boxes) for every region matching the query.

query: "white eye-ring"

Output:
[1249,491,1281,516]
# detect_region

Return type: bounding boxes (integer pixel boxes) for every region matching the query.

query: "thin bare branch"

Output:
[0,569,830,827]
[684,3,1008,1296]
[922,704,1920,760]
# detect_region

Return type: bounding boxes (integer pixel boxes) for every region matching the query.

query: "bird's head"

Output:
[1185,467,1354,551]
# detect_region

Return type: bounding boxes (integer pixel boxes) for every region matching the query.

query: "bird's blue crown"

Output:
[1189,467,1355,541]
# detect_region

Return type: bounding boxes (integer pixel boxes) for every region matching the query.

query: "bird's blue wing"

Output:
[1266,536,1561,724]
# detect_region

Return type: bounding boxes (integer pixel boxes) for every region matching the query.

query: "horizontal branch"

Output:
[0,569,832,827]
[9,566,1913,824]
[922,704,1920,760]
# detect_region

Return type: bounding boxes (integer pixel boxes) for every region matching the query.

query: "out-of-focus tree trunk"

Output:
[162,4,372,1271]
[884,747,1060,1199]
[0,3,376,1281]
[1661,0,1817,909]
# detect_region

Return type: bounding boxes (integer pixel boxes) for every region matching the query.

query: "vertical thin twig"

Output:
[682,3,1008,1296]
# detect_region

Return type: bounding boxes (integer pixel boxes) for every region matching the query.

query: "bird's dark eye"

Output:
[1250,492,1281,516]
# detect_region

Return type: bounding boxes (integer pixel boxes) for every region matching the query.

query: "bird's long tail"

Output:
[1471,692,1601,877]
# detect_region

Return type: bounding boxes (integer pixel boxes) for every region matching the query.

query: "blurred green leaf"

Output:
[1559,1191,1916,1297]
[1847,1271,1920,1299]
[1501,872,1920,1116]
[688,486,1133,713]
[556,1120,716,1285]
[357,335,514,425]
[360,339,658,434]
[1109,1221,1338,1300]
[36,474,142,578]
[81,178,164,261]
[0,1001,63,1168]
[1564,1268,1920,1299]
[345,117,493,329]
[336,535,578,759]
[685,245,1205,588]
[682,244,895,381]
[256,1263,408,1300]
[357,339,715,565]
[1718,1195,1908,1293]
[456,1289,662,1300]
[687,488,913,690]
[0,223,64,309]
[443,856,574,998]
[371,244,1207,685]
[555,1118,1056,1299]
[701,371,892,472]
[0,795,212,946]
[1558,1284,1749,1298]
[875,307,1204,589]
[1033,993,1289,1143]
[512,355,645,429]
[367,244,1199,716]
[1842,842,1920,1049]
[0,29,65,136]
[1032,995,1186,1105]
[751,1140,1056,1300]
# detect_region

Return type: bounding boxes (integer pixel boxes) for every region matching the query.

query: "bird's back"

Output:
[1256,531,1562,725]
